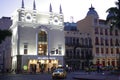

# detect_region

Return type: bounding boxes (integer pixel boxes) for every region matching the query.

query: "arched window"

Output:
[38,31,47,55]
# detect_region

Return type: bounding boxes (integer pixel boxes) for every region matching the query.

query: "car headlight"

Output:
[52,73,55,75]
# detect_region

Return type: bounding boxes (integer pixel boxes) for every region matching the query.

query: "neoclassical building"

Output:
[77,5,120,67]
[64,5,120,70]
[10,0,65,72]
[64,22,93,70]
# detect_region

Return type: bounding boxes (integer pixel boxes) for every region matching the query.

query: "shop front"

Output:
[28,59,58,73]
[17,55,64,73]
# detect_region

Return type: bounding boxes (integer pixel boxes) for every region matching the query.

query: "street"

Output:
[0,71,119,80]
[0,72,74,80]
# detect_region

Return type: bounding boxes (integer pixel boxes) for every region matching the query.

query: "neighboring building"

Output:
[77,5,120,68]
[0,17,12,72]
[64,22,77,31]
[10,0,65,73]
[64,22,93,70]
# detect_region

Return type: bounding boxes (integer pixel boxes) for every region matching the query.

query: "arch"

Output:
[36,25,49,56]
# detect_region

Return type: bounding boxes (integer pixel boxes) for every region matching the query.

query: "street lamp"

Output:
[3,51,5,74]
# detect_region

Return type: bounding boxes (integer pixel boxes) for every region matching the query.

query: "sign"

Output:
[38,57,56,60]
[23,65,28,70]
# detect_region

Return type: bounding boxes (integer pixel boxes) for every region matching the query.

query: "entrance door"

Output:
[30,64,36,73]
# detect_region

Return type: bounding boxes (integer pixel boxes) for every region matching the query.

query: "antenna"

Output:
[33,0,36,10]
[21,0,24,8]
[70,16,74,23]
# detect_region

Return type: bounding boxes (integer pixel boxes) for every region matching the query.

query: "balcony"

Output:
[95,54,117,58]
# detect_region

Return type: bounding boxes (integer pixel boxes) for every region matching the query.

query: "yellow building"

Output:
[77,5,120,67]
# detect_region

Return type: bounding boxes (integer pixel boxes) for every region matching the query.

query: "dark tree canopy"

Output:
[106,0,120,30]
[0,29,12,44]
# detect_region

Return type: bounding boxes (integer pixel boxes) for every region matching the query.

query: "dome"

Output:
[87,5,99,18]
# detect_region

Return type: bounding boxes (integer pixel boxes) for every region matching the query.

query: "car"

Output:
[85,66,97,72]
[102,66,114,71]
[52,68,67,79]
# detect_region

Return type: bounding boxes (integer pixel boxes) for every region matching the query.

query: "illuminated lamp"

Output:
[23,65,28,70]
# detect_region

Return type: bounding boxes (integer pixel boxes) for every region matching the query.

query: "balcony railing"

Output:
[95,54,117,57]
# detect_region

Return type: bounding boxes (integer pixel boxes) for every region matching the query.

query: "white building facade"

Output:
[10,1,65,73]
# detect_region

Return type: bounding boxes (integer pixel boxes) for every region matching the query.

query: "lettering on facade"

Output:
[38,57,56,60]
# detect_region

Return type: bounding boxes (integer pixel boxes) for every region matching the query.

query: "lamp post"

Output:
[2,50,5,74]
[118,52,120,70]
[48,51,50,73]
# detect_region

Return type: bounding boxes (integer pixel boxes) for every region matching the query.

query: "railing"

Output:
[95,54,117,57]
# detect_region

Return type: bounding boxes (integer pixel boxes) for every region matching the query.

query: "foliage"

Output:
[0,29,12,44]
[106,0,120,30]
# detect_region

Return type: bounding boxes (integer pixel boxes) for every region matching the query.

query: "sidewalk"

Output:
[73,71,120,80]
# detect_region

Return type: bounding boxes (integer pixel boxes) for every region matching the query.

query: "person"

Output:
[99,65,102,73]
[97,65,100,73]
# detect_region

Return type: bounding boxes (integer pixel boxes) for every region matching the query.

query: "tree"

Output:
[106,0,120,70]
[106,0,120,30]
[0,29,12,44]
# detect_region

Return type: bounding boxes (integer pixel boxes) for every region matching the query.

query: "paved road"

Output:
[0,71,119,80]
[73,71,120,80]
[0,72,74,80]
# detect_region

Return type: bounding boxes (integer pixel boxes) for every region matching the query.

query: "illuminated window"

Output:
[38,31,47,55]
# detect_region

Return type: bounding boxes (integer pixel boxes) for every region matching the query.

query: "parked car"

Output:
[85,65,97,72]
[52,68,67,79]
[102,66,114,71]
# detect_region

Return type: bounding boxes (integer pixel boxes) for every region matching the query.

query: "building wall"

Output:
[77,12,120,67]
[0,17,12,71]
[10,8,65,72]
[64,22,93,70]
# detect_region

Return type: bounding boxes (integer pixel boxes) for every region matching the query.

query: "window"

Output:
[106,48,108,54]
[101,38,104,45]
[115,39,119,46]
[24,43,28,54]
[101,48,104,54]
[38,31,47,55]
[115,30,118,36]
[105,39,109,46]
[100,28,103,35]
[96,47,99,54]
[95,28,99,34]
[73,37,75,45]
[85,38,88,46]
[95,37,99,45]
[110,30,113,35]
[111,48,113,54]
[116,48,119,54]
[105,29,108,35]
[110,39,113,46]
[88,38,92,46]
